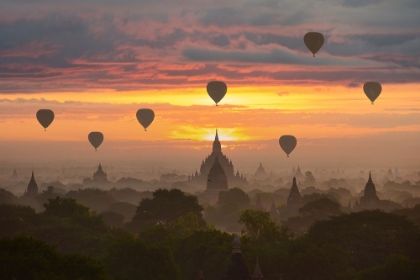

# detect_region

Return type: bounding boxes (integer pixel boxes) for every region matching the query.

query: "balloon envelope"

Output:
[304,32,324,57]
[363,82,382,104]
[279,135,297,157]
[36,109,54,131]
[136,109,155,131]
[88,132,104,151]
[207,81,227,106]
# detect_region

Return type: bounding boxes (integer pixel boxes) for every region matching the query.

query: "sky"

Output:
[0,0,419,172]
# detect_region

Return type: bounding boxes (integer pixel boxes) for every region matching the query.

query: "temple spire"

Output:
[287,177,303,205]
[232,235,241,253]
[212,129,222,153]
[252,257,264,279]
[368,171,372,182]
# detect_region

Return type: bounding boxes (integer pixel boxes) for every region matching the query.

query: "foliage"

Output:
[299,198,341,216]
[0,188,18,204]
[127,188,205,233]
[307,210,420,270]
[103,235,182,280]
[218,188,251,208]
[239,209,291,244]
[100,211,125,227]
[0,235,109,280]
[65,188,117,212]
[392,204,420,229]
[173,228,233,280]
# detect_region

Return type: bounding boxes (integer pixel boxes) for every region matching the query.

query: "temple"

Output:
[254,162,267,179]
[255,194,266,211]
[93,163,108,181]
[252,258,264,280]
[11,168,19,181]
[354,172,380,210]
[189,130,248,188]
[206,156,228,190]
[287,177,303,205]
[294,165,304,179]
[24,172,38,198]
[222,236,252,280]
[279,177,304,221]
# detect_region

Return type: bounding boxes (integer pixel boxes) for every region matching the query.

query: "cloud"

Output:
[277,91,289,96]
[182,46,385,67]
[347,82,360,88]
[342,0,384,8]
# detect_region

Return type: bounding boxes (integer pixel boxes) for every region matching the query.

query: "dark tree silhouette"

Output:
[127,188,205,233]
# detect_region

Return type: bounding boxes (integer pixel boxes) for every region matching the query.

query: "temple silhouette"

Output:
[24,172,38,198]
[189,129,248,188]
[279,177,304,221]
[353,172,380,210]
[83,163,109,185]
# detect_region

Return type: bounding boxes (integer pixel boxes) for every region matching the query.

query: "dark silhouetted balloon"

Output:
[304,32,324,57]
[363,82,382,105]
[279,135,297,158]
[36,109,54,131]
[207,81,227,106]
[88,132,104,151]
[136,109,155,131]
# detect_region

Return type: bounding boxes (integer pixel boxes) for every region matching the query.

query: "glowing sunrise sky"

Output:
[0,0,419,170]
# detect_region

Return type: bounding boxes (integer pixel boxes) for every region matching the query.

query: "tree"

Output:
[218,188,251,208]
[307,210,420,270]
[127,188,205,233]
[100,211,125,228]
[304,171,316,186]
[358,254,420,280]
[393,204,420,229]
[0,204,38,237]
[43,197,91,219]
[0,235,110,280]
[239,209,290,244]
[299,198,341,216]
[172,228,233,280]
[65,188,117,212]
[104,235,182,280]
[0,188,18,204]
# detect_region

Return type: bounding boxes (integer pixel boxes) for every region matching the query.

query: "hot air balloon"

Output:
[88,132,104,151]
[207,81,227,106]
[136,109,155,131]
[304,32,324,57]
[279,135,297,158]
[363,82,382,105]
[36,109,54,131]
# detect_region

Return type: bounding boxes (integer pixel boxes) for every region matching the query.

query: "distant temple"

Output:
[354,172,379,210]
[255,194,266,211]
[254,163,268,179]
[207,157,228,190]
[83,163,109,185]
[222,236,252,280]
[93,163,108,181]
[11,168,19,181]
[189,130,248,187]
[270,201,279,223]
[287,177,303,205]
[252,258,264,280]
[279,177,304,222]
[294,165,304,179]
[24,172,38,198]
